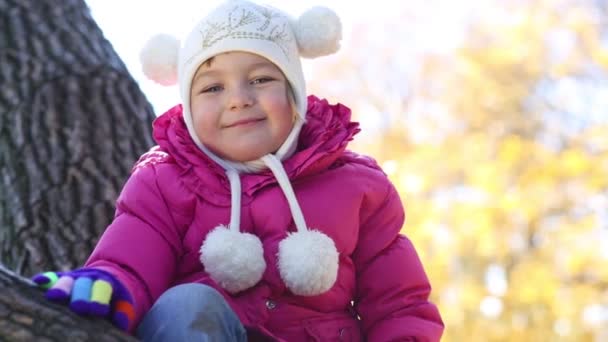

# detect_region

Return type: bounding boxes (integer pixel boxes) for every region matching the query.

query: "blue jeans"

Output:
[136,283,247,342]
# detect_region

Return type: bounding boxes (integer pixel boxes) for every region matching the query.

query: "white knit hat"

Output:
[140,0,342,296]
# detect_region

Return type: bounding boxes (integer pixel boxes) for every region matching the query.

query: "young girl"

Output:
[33,1,444,340]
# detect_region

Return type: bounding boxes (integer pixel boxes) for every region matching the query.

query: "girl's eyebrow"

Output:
[193,61,279,84]
[193,69,220,84]
[248,61,277,71]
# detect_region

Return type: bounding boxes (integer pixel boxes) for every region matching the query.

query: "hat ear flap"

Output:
[293,6,342,59]
[140,34,180,86]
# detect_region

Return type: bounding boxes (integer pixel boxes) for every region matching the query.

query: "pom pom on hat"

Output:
[294,6,342,58]
[140,34,180,86]
[200,226,267,294]
[278,229,339,296]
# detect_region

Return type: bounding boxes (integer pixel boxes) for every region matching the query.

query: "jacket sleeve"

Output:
[85,164,186,329]
[353,180,444,341]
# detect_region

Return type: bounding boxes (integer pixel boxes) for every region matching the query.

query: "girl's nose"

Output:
[228,86,254,110]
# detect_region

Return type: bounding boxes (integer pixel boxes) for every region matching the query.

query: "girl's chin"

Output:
[220,149,274,162]
[204,137,282,162]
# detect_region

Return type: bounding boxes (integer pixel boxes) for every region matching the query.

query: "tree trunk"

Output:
[0,0,155,338]
[0,0,155,274]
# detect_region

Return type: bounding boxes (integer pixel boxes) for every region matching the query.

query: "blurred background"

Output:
[87,0,608,340]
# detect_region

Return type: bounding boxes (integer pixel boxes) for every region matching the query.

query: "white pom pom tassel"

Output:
[140,34,180,86]
[278,230,339,296]
[294,7,342,58]
[200,225,266,294]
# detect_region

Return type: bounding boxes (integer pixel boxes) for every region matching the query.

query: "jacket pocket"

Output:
[303,315,362,342]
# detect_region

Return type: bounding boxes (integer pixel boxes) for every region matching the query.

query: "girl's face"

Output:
[190,51,295,162]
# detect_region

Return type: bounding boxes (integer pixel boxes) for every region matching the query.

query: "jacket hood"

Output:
[152,95,360,204]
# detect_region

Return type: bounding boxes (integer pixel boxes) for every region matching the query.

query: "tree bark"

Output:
[0,0,155,339]
[0,0,155,274]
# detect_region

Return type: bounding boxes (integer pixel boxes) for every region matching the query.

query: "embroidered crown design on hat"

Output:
[199,6,292,57]
[139,0,342,296]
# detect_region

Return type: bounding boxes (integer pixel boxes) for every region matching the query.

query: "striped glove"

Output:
[32,268,135,331]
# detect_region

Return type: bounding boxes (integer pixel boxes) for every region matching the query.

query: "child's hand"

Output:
[32,268,135,331]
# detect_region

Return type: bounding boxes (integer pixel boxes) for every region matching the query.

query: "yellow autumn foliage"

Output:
[307,0,607,340]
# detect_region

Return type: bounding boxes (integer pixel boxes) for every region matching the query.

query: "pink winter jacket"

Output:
[86,96,444,341]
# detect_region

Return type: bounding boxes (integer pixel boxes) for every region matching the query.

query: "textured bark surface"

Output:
[0,0,155,339]
[0,265,136,341]
[0,0,155,275]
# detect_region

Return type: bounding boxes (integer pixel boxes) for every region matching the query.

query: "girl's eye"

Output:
[201,85,222,93]
[251,77,273,85]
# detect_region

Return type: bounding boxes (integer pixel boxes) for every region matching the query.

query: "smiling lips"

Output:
[225,117,266,128]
